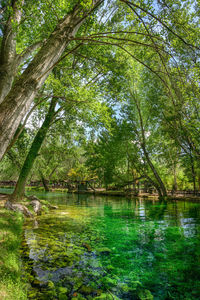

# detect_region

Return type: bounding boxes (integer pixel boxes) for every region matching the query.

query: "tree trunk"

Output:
[129,156,164,198]
[189,147,196,194]
[191,157,196,194]
[172,162,178,193]
[10,98,57,202]
[133,92,167,197]
[40,171,50,192]
[142,146,167,197]
[49,165,58,181]
[198,174,200,191]
[0,0,24,104]
[0,1,103,161]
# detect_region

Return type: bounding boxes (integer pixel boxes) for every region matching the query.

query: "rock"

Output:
[96,247,112,255]
[30,200,42,215]
[4,200,33,217]
[33,219,39,228]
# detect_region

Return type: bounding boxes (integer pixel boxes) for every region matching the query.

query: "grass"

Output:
[0,208,27,300]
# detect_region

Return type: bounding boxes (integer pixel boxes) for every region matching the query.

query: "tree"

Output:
[8,42,114,201]
[1,0,200,200]
[0,0,103,160]
[1,0,199,162]
[10,97,58,201]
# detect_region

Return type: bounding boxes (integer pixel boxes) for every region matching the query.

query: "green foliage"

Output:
[1,0,200,193]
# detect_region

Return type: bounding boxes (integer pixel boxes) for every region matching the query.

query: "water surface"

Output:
[1,189,200,299]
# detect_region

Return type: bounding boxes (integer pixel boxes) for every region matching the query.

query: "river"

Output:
[1,189,200,299]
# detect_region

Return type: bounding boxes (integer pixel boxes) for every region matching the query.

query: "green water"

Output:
[1,189,200,299]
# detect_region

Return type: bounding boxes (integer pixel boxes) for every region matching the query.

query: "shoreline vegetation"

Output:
[0,195,26,300]
[74,190,200,202]
[0,193,56,300]
[1,185,200,202]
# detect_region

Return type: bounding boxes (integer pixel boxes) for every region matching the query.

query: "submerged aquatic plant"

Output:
[21,194,200,299]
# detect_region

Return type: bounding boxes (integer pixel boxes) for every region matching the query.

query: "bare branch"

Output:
[86,72,102,86]
[120,0,200,50]
[85,30,166,43]
[74,38,169,89]
[72,35,168,54]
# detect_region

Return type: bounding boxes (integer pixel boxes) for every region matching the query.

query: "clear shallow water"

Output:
[1,188,200,299]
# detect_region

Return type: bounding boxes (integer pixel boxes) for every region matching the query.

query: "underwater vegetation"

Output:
[20,194,200,300]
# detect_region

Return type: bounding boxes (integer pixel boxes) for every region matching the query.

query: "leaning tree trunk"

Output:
[0,1,103,161]
[0,0,24,104]
[10,98,57,202]
[145,173,163,198]
[133,93,167,198]
[142,146,167,197]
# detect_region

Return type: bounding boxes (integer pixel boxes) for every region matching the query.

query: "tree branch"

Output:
[16,41,43,66]
[6,96,46,152]
[75,38,169,89]
[36,43,84,82]
[120,0,200,50]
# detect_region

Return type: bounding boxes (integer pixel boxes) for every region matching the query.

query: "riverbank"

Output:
[70,189,200,202]
[1,186,200,203]
[0,196,26,300]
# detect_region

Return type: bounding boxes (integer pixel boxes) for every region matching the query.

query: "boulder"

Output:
[4,200,33,217]
[30,200,42,215]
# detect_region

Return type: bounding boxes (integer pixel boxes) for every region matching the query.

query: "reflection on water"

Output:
[1,188,200,299]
